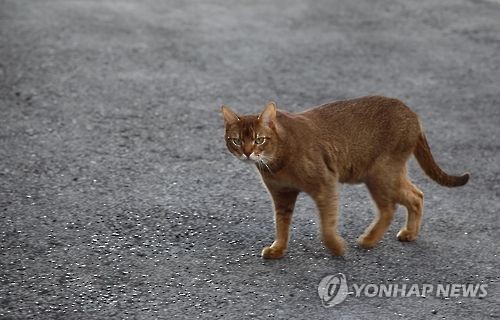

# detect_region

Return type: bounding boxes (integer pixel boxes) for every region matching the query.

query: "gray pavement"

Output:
[0,0,499,319]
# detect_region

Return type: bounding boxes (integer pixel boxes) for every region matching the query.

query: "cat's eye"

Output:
[255,137,266,145]
[231,138,242,146]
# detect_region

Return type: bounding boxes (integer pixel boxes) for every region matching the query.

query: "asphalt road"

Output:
[1,0,499,319]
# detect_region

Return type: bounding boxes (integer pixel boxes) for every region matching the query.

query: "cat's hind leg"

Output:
[261,189,299,259]
[360,165,424,245]
[358,179,397,249]
[396,179,424,242]
[358,157,415,248]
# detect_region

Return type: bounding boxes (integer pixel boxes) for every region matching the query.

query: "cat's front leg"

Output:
[261,189,299,259]
[311,185,346,256]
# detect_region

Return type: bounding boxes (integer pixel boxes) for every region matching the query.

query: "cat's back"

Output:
[303,96,414,120]
[302,96,420,134]
[298,96,422,171]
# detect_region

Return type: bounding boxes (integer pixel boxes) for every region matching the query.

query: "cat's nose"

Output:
[243,151,252,158]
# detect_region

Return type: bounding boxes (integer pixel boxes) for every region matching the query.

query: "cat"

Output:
[221,96,469,259]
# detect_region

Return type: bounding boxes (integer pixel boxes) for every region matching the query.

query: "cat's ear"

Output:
[259,101,277,126]
[221,105,240,124]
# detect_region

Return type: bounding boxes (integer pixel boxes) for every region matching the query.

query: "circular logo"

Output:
[318,273,349,307]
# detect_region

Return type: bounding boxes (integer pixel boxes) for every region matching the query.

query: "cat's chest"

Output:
[260,169,307,192]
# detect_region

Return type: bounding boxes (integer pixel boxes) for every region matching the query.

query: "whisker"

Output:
[260,159,273,175]
[263,162,273,174]
[256,160,263,171]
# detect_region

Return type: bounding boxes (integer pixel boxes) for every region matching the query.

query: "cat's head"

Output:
[221,102,278,168]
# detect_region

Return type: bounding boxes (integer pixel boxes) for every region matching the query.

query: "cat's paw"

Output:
[261,246,285,259]
[396,229,417,242]
[357,235,378,249]
[323,236,346,256]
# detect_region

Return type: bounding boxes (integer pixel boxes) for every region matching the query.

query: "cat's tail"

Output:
[413,132,470,187]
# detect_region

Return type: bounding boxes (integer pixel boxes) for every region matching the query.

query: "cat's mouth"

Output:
[239,153,265,164]
[239,154,273,172]
[239,155,256,163]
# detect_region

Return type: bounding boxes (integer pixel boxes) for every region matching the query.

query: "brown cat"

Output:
[221,96,469,259]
